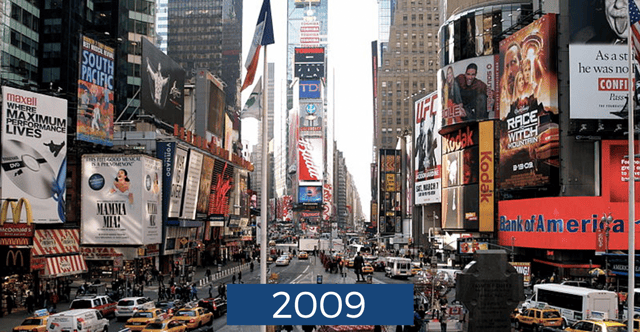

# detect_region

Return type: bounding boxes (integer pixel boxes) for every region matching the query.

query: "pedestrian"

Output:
[191,284,198,301]
[353,252,364,282]
[170,284,176,300]
[302,325,315,332]
[25,291,35,314]
[439,307,448,332]
[206,268,211,279]
[250,261,254,272]
[208,283,213,298]
[238,271,242,283]
[232,274,236,284]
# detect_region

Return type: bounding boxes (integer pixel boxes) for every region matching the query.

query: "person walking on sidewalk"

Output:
[250,261,254,272]
[232,274,236,284]
[439,307,448,332]
[353,252,364,282]
[238,271,242,283]
[190,284,198,301]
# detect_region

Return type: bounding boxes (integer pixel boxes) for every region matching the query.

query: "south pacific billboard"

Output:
[77,35,114,146]
[499,140,640,249]
[81,154,162,245]
[414,91,441,205]
[1,87,68,223]
[498,14,559,190]
[438,55,498,127]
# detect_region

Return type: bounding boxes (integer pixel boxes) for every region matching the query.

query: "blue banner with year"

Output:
[227,284,414,325]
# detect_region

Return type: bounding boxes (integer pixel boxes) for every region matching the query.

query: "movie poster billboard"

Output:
[415,92,441,205]
[81,154,162,245]
[77,35,114,146]
[438,55,498,127]
[141,37,185,126]
[155,142,188,222]
[298,137,323,182]
[180,150,203,219]
[568,0,631,128]
[196,155,215,214]
[1,87,67,223]
[498,14,559,190]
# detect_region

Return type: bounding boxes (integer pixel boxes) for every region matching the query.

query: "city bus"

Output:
[529,284,618,327]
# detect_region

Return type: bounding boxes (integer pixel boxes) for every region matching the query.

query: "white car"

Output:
[115,297,154,321]
[275,257,290,266]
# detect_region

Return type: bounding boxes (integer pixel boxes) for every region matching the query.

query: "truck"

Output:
[299,238,319,253]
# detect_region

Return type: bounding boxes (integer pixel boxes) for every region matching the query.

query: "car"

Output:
[198,297,227,318]
[141,319,187,332]
[69,294,117,318]
[564,319,626,332]
[47,309,109,332]
[514,307,563,331]
[411,263,422,275]
[372,260,386,272]
[125,309,170,331]
[298,251,309,259]
[116,296,155,321]
[346,258,355,268]
[155,300,184,313]
[275,256,290,266]
[361,262,374,274]
[13,309,49,332]
[623,317,640,332]
[560,280,591,288]
[172,307,213,330]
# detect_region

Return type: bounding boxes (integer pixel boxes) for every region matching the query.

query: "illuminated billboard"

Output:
[438,55,498,127]
[298,137,323,182]
[379,149,401,235]
[414,91,441,205]
[77,35,114,146]
[299,186,322,204]
[299,101,323,134]
[498,14,559,190]
[300,80,321,99]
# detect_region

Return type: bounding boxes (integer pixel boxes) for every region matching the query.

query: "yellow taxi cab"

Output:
[125,308,170,331]
[12,309,49,332]
[141,319,187,332]
[623,317,640,332]
[411,263,422,275]
[565,319,626,332]
[361,262,374,274]
[346,258,355,268]
[172,307,213,330]
[298,251,309,259]
[513,307,563,331]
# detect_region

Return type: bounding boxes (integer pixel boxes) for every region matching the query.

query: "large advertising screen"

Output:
[1,87,67,223]
[299,101,323,134]
[438,55,498,127]
[300,80,321,99]
[379,149,401,235]
[196,155,215,214]
[180,150,203,220]
[298,137,324,182]
[299,186,322,203]
[156,142,188,222]
[81,154,162,245]
[414,91,441,205]
[209,79,226,139]
[77,35,114,146]
[498,14,559,190]
[568,0,631,134]
[141,37,185,126]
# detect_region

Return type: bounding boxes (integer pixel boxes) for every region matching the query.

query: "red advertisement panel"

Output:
[298,137,323,182]
[602,140,640,203]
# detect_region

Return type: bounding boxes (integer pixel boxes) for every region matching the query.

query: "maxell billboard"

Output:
[77,35,114,146]
[498,14,559,190]
[81,154,162,245]
[1,87,67,223]
[414,91,441,205]
[141,37,185,126]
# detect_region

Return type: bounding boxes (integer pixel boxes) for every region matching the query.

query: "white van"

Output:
[385,257,412,279]
[47,309,109,332]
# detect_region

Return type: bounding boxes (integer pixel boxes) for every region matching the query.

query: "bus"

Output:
[385,257,412,279]
[529,284,618,327]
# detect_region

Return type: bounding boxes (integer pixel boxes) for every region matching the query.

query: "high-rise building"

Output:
[156,0,168,53]
[167,0,242,112]
[374,0,440,151]
[2,0,44,89]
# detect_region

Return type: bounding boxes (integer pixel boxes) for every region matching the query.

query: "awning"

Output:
[44,254,87,278]
[533,258,600,269]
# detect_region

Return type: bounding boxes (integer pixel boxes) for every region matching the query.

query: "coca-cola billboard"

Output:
[298,137,323,182]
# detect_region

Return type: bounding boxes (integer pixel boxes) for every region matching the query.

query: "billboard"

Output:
[209,160,234,216]
[379,149,401,235]
[298,137,324,182]
[77,35,114,146]
[438,55,498,127]
[196,155,215,214]
[181,150,203,219]
[155,142,188,222]
[141,37,185,126]
[602,140,640,203]
[81,154,162,245]
[299,101,323,134]
[498,14,559,190]
[300,80,321,99]
[299,186,322,204]
[414,91,441,205]
[1,87,67,223]
[568,0,631,133]
[209,77,226,139]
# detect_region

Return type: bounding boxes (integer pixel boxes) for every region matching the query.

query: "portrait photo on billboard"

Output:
[442,151,462,188]
[568,0,637,128]
[141,37,186,127]
[442,187,462,229]
[77,35,114,146]
[498,14,559,190]
[438,55,498,127]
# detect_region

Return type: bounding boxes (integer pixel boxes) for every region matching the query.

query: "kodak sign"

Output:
[479,122,494,232]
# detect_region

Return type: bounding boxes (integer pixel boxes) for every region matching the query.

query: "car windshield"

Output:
[176,310,195,316]
[542,311,560,318]
[21,318,42,325]
[133,312,153,318]
[70,300,92,309]
[145,323,164,329]
[119,300,136,306]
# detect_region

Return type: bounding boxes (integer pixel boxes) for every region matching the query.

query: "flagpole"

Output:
[628,11,635,329]
[260,44,269,332]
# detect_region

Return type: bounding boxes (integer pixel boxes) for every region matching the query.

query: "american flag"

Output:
[631,0,640,64]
